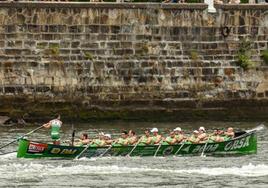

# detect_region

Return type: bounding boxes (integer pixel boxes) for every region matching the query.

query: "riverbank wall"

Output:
[0,2,268,121]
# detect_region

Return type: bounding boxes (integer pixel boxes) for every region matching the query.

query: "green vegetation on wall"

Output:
[235,39,255,70]
[261,49,268,65]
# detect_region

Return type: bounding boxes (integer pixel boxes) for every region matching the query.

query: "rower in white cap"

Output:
[198,126,208,142]
[173,127,185,143]
[104,134,113,145]
[150,128,162,145]
[187,130,200,144]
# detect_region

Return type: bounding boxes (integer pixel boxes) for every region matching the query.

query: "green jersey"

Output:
[50,119,62,140]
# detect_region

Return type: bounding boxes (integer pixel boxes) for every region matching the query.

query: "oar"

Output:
[246,124,265,133]
[74,144,90,160]
[98,145,113,158]
[154,144,162,157]
[126,139,141,157]
[0,125,43,150]
[174,142,185,156]
[201,142,208,157]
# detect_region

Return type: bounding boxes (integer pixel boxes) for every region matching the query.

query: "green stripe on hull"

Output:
[17,131,257,159]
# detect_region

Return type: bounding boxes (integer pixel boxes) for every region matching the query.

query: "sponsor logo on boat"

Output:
[163,146,174,155]
[224,136,251,151]
[192,144,219,153]
[50,148,77,155]
[28,142,47,153]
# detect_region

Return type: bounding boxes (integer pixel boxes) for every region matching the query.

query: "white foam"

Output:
[0,152,17,160]
[0,163,268,179]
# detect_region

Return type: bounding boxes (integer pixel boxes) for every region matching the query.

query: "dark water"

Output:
[0,121,267,188]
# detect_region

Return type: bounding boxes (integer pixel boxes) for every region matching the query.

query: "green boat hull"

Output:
[17,131,257,159]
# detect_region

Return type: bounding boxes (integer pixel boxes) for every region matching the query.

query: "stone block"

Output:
[257,92,264,98]
[107,42,120,48]
[202,68,213,75]
[110,25,120,34]
[86,25,99,33]
[71,41,80,48]
[0,41,5,47]
[100,26,109,33]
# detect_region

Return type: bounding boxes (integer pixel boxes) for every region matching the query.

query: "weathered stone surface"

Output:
[0,2,267,121]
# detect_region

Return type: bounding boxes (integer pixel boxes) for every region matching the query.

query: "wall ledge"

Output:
[215,4,268,10]
[0,2,208,10]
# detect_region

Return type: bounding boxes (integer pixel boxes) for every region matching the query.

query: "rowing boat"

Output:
[16,129,257,159]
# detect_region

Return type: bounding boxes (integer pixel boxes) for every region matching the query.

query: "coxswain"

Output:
[138,129,152,146]
[128,130,138,145]
[173,127,185,143]
[187,130,200,144]
[198,127,208,142]
[43,114,62,145]
[162,131,177,145]
[224,127,235,140]
[113,130,129,146]
[150,128,162,145]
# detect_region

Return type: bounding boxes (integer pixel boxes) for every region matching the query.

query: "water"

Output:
[0,121,267,188]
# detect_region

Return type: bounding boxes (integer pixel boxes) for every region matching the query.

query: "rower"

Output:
[128,130,138,145]
[187,130,200,144]
[91,132,106,147]
[198,126,208,143]
[173,127,185,143]
[104,134,113,145]
[150,128,162,145]
[75,133,91,146]
[162,131,177,145]
[224,127,235,140]
[113,130,129,146]
[43,114,62,145]
[209,129,224,142]
[138,129,152,146]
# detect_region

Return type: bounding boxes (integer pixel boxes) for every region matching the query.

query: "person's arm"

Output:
[81,139,91,145]
[146,137,152,145]
[166,138,177,145]
[224,132,234,138]
[123,139,129,146]
[105,140,113,145]
[176,135,184,143]
[154,135,162,144]
[43,122,51,128]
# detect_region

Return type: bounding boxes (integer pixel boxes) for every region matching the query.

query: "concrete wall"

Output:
[0,2,268,121]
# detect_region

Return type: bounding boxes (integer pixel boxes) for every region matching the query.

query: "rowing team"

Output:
[74,126,235,147]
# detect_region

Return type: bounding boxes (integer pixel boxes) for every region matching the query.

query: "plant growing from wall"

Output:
[190,50,199,61]
[261,49,268,65]
[84,52,93,61]
[235,39,255,70]
[141,42,149,55]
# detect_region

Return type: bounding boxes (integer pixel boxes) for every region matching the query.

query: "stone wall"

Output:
[0,2,268,121]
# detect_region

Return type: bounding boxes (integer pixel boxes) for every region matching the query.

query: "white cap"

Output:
[150,128,158,133]
[193,130,199,134]
[104,134,111,139]
[199,127,206,132]
[174,127,182,132]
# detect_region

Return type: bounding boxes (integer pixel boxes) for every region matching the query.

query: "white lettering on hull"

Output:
[224,136,251,151]
[192,144,219,153]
